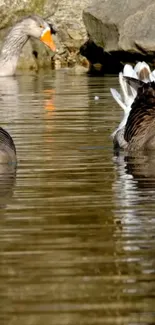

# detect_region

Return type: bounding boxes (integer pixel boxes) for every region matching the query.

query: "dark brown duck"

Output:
[124,77,155,151]
[110,61,155,152]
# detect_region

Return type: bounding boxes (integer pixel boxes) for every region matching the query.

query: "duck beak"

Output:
[40,27,56,52]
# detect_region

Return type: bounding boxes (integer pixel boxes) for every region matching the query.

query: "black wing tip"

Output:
[123,76,145,92]
[123,76,144,86]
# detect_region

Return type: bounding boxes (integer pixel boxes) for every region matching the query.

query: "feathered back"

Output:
[123,78,155,149]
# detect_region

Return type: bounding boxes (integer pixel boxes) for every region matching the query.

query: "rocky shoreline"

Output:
[1,0,155,74]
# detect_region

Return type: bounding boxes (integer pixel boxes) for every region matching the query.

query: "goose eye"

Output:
[40,25,43,28]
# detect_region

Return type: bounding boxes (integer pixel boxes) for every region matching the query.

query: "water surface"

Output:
[0,69,155,325]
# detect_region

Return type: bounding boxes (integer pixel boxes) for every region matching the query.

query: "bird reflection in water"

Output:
[114,151,155,190]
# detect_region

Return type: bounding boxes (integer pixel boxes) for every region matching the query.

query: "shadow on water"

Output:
[0,71,155,325]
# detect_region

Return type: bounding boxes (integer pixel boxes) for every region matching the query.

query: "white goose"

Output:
[0,15,56,77]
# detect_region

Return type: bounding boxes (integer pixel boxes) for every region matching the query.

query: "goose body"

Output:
[0,15,56,76]
[111,61,155,152]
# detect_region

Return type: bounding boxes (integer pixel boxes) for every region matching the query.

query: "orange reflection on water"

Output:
[43,88,56,142]
[44,89,56,115]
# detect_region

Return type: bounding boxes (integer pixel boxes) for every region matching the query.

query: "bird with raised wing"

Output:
[111,61,155,152]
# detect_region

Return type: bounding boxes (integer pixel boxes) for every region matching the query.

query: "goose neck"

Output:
[0,23,28,76]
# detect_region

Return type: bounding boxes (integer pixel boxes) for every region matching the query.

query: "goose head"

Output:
[18,15,56,52]
[0,15,57,76]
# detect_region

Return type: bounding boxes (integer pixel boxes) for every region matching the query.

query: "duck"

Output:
[0,15,56,77]
[110,61,155,152]
[0,15,56,164]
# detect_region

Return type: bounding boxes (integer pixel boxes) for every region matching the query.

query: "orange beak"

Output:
[40,28,56,52]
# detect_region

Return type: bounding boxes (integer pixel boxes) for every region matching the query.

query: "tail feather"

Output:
[134,61,151,82]
[119,72,135,107]
[123,64,138,99]
[123,76,145,92]
[150,70,155,81]
[111,61,152,111]
[110,88,126,111]
[123,64,137,79]
[119,72,128,105]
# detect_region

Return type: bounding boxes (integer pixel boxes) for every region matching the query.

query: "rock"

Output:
[119,4,155,53]
[54,58,61,70]
[83,0,155,54]
[67,29,82,41]
[66,64,89,75]
[47,0,92,68]
[0,0,58,29]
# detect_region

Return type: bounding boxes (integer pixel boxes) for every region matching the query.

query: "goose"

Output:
[0,15,56,77]
[110,61,155,152]
[0,15,56,164]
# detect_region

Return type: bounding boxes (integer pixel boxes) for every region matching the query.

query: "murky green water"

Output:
[0,70,155,325]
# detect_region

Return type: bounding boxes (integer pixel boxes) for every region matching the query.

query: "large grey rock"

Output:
[0,0,58,29]
[83,0,155,54]
[120,4,155,53]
